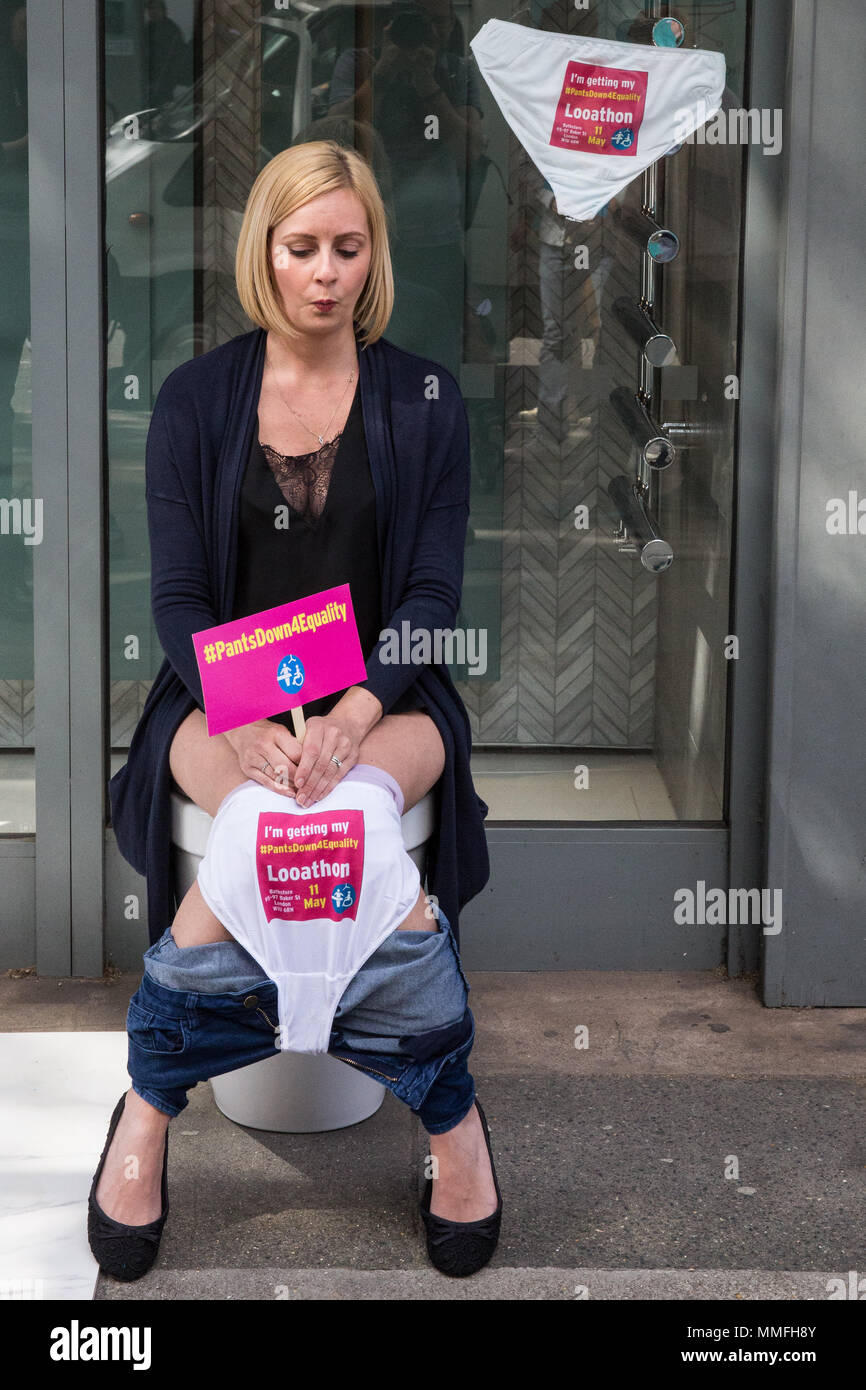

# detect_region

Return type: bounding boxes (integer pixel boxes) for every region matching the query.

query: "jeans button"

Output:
[243,995,259,1008]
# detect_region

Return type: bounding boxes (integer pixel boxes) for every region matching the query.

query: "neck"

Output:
[266,325,359,381]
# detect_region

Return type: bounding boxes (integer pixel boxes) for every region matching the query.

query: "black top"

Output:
[232,378,424,727]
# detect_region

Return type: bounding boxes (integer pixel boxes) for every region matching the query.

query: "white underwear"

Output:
[469,19,726,220]
[196,767,422,1053]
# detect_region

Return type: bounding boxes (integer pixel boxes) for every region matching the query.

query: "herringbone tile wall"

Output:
[0,679,33,747]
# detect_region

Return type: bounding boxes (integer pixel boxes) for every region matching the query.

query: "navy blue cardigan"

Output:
[108,324,490,949]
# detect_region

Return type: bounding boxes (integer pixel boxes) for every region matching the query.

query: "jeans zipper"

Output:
[256,1005,280,1036]
[336,1055,400,1083]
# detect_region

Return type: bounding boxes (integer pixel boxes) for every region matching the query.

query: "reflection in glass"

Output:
[652,18,686,48]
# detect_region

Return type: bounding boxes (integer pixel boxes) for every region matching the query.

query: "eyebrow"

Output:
[278,230,368,241]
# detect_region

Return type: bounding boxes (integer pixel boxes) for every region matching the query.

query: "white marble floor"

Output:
[471,752,679,820]
[0,1033,130,1300]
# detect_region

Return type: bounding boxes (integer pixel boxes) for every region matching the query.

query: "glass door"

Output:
[460,0,749,825]
[103,0,753,965]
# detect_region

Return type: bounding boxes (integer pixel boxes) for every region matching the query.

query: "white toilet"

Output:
[169,785,436,1132]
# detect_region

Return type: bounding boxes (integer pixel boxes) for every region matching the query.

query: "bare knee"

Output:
[358,711,446,812]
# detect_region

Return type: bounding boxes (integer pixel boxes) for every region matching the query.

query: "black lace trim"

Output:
[259,428,344,524]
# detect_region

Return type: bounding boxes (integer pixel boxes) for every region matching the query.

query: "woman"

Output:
[90,140,500,1281]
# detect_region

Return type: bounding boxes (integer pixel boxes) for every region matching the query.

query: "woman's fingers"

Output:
[272,727,304,767]
[243,746,297,797]
[262,732,301,791]
[239,715,356,808]
[295,730,336,806]
[293,716,330,796]
[295,726,354,807]
[225,721,304,798]
[267,747,299,792]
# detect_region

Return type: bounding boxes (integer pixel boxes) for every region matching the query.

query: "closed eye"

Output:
[289,248,360,259]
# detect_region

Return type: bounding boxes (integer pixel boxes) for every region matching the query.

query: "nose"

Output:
[313,248,340,287]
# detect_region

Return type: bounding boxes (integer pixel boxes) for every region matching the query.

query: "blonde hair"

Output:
[235,140,394,350]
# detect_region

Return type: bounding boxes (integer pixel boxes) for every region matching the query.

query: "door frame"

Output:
[28,0,106,976]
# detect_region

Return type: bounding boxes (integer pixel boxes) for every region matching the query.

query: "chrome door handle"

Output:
[614,204,680,263]
[609,387,676,469]
[608,475,674,572]
[613,297,678,367]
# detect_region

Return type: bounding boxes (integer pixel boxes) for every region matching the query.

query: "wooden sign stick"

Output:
[290,705,306,742]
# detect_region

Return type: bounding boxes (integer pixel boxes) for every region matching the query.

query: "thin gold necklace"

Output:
[265,352,357,447]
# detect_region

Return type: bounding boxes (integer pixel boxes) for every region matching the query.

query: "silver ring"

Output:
[331,754,342,769]
[261,760,272,775]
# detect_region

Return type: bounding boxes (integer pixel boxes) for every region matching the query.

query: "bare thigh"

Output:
[168,708,446,945]
[168,707,445,819]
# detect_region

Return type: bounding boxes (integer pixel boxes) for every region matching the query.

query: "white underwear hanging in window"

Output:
[469,19,726,221]
[196,766,422,1053]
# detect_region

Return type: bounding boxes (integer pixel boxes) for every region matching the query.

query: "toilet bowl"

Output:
[169,785,436,1132]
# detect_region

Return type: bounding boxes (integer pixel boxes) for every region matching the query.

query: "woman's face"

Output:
[269,187,373,340]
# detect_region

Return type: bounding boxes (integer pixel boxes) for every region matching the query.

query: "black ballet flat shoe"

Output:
[87,1092,169,1282]
[420,1098,503,1277]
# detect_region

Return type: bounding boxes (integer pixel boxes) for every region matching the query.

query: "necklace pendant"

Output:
[316,435,324,445]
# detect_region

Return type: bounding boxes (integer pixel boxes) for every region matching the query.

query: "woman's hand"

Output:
[291,714,360,808]
[224,718,304,796]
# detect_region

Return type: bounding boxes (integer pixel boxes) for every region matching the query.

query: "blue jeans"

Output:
[127,907,476,1135]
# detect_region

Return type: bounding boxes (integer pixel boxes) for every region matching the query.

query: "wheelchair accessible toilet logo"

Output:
[331,883,356,914]
[277,653,305,694]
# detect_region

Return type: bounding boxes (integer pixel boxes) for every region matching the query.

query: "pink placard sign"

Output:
[192,583,368,736]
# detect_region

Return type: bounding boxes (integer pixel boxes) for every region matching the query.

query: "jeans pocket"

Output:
[127,1000,188,1055]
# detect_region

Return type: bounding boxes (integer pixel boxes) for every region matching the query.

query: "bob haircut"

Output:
[235,140,394,349]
